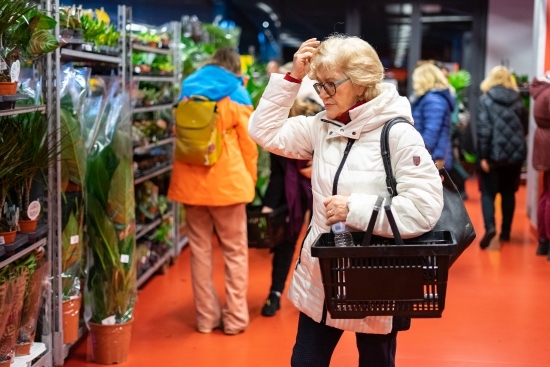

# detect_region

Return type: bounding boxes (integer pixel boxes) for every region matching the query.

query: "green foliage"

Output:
[81,14,120,48]
[447,70,471,105]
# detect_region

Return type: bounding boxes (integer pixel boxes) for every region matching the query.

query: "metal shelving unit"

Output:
[131,20,182,286]
[0,105,46,117]
[50,4,131,366]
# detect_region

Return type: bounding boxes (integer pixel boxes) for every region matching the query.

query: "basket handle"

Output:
[384,197,404,245]
[361,196,384,246]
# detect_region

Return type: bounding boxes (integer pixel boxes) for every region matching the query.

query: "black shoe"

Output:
[480,228,496,249]
[499,233,510,242]
[261,293,280,317]
[536,239,549,256]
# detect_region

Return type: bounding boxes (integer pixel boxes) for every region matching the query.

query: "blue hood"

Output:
[412,88,456,111]
[180,65,252,106]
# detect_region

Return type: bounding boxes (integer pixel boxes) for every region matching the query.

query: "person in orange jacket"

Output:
[168,47,258,335]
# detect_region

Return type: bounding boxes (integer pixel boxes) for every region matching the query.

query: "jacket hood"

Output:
[530,77,550,100]
[181,65,250,104]
[323,83,413,133]
[487,85,520,106]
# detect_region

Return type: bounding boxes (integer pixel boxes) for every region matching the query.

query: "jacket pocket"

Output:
[296,226,312,268]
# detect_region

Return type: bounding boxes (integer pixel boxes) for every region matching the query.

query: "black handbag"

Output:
[380,118,476,267]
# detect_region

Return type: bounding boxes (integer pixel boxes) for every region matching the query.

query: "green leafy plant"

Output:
[447,70,471,105]
[86,84,136,324]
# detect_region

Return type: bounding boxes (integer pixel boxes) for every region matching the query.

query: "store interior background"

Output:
[74,0,540,226]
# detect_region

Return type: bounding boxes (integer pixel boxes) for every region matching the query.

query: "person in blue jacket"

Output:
[411,62,456,171]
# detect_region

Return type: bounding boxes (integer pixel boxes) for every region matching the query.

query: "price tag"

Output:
[0,60,7,71]
[120,254,130,264]
[0,236,4,245]
[70,235,79,244]
[141,256,147,264]
[27,201,41,220]
[101,315,116,325]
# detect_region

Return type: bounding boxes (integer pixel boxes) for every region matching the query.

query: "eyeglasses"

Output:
[313,77,350,96]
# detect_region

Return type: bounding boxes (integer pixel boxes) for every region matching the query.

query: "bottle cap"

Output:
[331,222,346,233]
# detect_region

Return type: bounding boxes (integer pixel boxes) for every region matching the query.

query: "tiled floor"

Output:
[65,179,550,366]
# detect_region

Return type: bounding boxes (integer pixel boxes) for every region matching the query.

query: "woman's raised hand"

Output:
[290,38,321,80]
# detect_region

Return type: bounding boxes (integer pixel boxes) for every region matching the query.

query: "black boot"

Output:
[261,292,281,317]
[536,239,549,256]
[480,228,496,249]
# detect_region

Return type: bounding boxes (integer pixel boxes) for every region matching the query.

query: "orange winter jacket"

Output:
[168,65,258,206]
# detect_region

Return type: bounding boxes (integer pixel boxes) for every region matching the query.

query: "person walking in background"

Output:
[410,63,455,171]
[476,65,527,249]
[530,75,550,260]
[260,98,321,317]
[168,47,258,335]
[249,34,443,367]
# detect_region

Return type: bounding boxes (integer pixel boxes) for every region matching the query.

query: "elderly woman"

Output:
[249,34,443,367]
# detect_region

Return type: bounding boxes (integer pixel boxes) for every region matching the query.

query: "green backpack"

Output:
[174,96,223,166]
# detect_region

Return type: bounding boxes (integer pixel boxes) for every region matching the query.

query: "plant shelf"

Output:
[136,212,173,240]
[133,103,174,114]
[12,342,47,367]
[61,48,122,64]
[0,238,47,269]
[132,43,172,55]
[134,164,173,185]
[133,136,174,154]
[177,235,188,254]
[133,75,175,83]
[0,105,46,117]
[136,248,173,288]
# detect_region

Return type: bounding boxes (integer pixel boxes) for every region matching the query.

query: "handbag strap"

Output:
[379,117,412,245]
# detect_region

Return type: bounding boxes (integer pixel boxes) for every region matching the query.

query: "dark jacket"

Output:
[476,85,527,165]
[530,78,550,171]
[411,88,455,169]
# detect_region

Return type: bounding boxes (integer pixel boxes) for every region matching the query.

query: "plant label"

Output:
[27,201,41,220]
[0,237,4,245]
[101,315,116,325]
[120,254,130,263]
[0,58,6,71]
[70,235,79,245]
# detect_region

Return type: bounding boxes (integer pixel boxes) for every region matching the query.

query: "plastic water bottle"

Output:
[332,222,354,247]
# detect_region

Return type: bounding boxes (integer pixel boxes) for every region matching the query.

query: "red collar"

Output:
[333,100,366,124]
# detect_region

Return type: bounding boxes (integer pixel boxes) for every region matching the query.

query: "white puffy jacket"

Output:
[249,74,443,334]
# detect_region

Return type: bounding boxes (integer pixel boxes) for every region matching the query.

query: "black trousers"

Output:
[269,232,300,293]
[291,313,397,367]
[479,164,522,235]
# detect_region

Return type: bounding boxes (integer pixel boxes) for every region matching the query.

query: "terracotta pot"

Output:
[0,231,16,245]
[88,319,133,364]
[14,342,31,356]
[62,294,82,345]
[0,358,11,366]
[0,82,17,96]
[18,219,38,234]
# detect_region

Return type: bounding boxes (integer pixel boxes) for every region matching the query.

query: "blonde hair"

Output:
[412,63,450,97]
[289,98,323,118]
[309,34,384,101]
[480,65,518,94]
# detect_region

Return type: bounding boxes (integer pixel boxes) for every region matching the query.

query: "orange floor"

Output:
[65,179,550,367]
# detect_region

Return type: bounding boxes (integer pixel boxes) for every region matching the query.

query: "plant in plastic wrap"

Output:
[15,249,48,356]
[59,64,90,301]
[85,79,136,325]
[0,267,16,351]
[0,264,29,365]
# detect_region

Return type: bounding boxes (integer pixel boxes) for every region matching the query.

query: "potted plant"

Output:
[85,81,136,364]
[0,119,25,242]
[0,1,59,93]
[15,249,47,356]
[14,112,61,233]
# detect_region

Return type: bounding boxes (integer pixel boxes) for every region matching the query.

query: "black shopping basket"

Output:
[246,205,288,248]
[311,197,457,319]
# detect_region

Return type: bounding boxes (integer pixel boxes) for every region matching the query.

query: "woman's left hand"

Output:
[323,195,349,226]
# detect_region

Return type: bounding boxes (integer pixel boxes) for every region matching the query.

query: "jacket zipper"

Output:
[295,226,312,268]
[322,137,356,325]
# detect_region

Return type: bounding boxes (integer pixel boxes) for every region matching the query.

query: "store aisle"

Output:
[65,179,550,367]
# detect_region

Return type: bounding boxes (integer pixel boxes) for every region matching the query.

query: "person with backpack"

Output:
[168,47,258,335]
[476,66,528,249]
[249,34,443,367]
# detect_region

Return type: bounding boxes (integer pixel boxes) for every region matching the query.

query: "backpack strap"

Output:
[380,117,412,197]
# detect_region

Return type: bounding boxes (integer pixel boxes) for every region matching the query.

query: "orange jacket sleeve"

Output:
[234,103,258,184]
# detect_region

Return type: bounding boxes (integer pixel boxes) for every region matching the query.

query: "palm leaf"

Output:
[60,108,87,188]
[107,157,135,225]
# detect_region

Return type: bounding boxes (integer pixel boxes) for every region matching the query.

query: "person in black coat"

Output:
[476,66,528,249]
[260,98,321,316]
